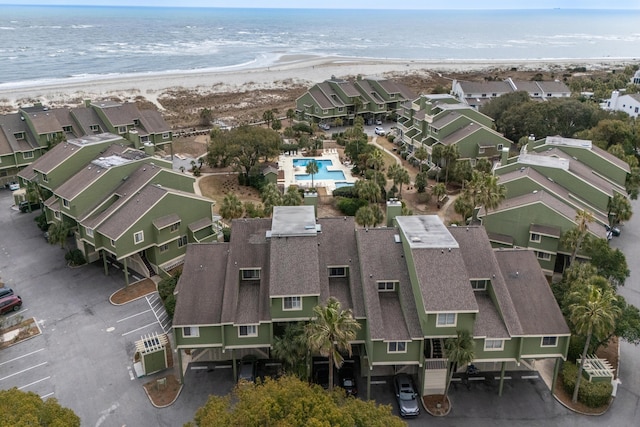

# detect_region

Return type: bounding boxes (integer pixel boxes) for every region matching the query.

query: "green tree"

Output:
[271,323,308,378]
[24,181,42,212]
[306,297,361,392]
[413,146,429,172]
[47,221,70,250]
[261,182,283,216]
[354,179,382,204]
[480,91,531,125]
[570,210,595,264]
[0,388,80,426]
[262,109,275,128]
[607,193,632,227]
[432,183,446,208]
[286,108,296,125]
[186,376,405,427]
[306,160,319,189]
[454,193,474,224]
[200,107,213,126]
[568,285,620,403]
[386,164,410,197]
[415,171,428,193]
[207,126,281,184]
[443,330,475,404]
[584,237,629,289]
[272,118,282,131]
[441,145,459,185]
[282,186,303,206]
[355,205,375,228]
[219,193,244,221]
[476,173,506,214]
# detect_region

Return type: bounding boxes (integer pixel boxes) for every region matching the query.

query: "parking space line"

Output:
[116,309,152,323]
[121,322,158,336]
[522,375,539,379]
[494,376,512,380]
[0,348,45,367]
[41,392,54,399]
[19,376,51,390]
[0,362,48,381]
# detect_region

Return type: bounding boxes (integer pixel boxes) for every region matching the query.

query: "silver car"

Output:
[393,374,420,417]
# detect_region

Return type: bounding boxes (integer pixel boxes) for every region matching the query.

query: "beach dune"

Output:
[0,55,635,111]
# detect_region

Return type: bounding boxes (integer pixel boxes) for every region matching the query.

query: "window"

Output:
[377,281,396,291]
[54,211,60,219]
[492,93,497,97]
[283,296,302,311]
[118,126,127,134]
[484,339,504,351]
[388,341,407,353]
[42,174,48,182]
[133,118,140,126]
[238,325,258,337]
[170,222,180,233]
[134,231,144,244]
[86,227,94,237]
[241,269,261,280]
[530,233,541,242]
[140,135,149,143]
[110,239,116,247]
[470,279,488,291]
[183,326,199,338]
[62,199,70,208]
[14,132,25,140]
[541,336,558,347]
[497,144,504,151]
[23,151,34,159]
[162,132,170,140]
[177,235,188,248]
[63,125,73,133]
[159,243,169,253]
[328,267,346,277]
[436,313,456,327]
[478,148,485,154]
[90,124,100,133]
[535,251,551,261]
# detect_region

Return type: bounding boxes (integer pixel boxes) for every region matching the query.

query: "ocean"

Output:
[0,6,639,89]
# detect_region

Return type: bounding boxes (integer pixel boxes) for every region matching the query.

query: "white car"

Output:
[7,182,20,191]
[374,127,386,136]
[375,119,383,125]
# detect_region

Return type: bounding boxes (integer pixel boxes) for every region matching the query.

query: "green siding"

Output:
[423,313,475,337]
[223,323,271,348]
[370,340,422,364]
[473,338,519,360]
[270,296,317,320]
[175,325,222,348]
[520,336,570,357]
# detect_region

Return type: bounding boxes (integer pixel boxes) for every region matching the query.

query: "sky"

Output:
[0,0,638,9]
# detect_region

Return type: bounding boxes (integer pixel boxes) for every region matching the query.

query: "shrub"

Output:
[64,249,86,266]
[332,186,358,199]
[163,294,176,318]
[158,272,180,301]
[34,212,49,231]
[387,135,395,143]
[222,227,231,242]
[567,335,586,362]
[562,362,613,408]
[335,197,368,216]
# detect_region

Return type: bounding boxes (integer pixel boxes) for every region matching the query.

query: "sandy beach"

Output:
[1,55,637,112]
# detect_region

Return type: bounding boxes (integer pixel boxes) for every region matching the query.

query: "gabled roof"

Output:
[22,107,63,134]
[173,243,229,327]
[0,113,38,152]
[356,228,422,340]
[495,249,570,336]
[91,101,140,126]
[69,106,109,134]
[139,110,170,133]
[457,80,513,94]
[309,86,338,110]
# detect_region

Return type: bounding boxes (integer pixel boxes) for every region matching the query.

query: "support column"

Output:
[366,361,372,401]
[123,257,130,286]
[177,350,184,384]
[102,251,109,276]
[232,349,237,382]
[551,358,562,393]
[498,361,507,396]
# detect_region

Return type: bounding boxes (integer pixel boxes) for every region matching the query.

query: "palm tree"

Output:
[432,183,446,208]
[271,322,308,378]
[367,148,384,172]
[306,160,319,189]
[355,205,375,228]
[454,192,475,224]
[261,183,283,216]
[607,193,632,227]
[413,146,429,172]
[286,108,296,125]
[219,194,244,221]
[282,186,303,206]
[306,297,361,392]
[47,221,70,250]
[477,173,506,213]
[441,145,459,185]
[387,164,410,197]
[570,210,595,264]
[568,285,620,403]
[355,179,382,204]
[443,330,475,404]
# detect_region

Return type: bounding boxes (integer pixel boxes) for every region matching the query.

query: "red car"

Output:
[0,295,22,314]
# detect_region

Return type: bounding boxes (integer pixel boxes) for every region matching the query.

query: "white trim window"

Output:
[162,132,170,140]
[118,126,127,134]
[328,267,346,277]
[54,211,60,219]
[388,341,407,353]
[241,269,261,280]
[484,339,504,351]
[283,296,302,311]
[110,239,116,247]
[541,336,558,347]
[159,243,169,253]
[470,279,488,291]
[535,251,551,261]
[86,227,94,237]
[62,199,70,208]
[436,313,457,327]
[183,326,199,338]
[170,222,180,233]
[238,325,258,337]
[24,151,34,159]
[377,281,397,292]
[530,233,541,242]
[134,231,144,244]
[177,235,188,248]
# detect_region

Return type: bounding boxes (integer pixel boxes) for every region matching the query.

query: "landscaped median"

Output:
[0,316,41,349]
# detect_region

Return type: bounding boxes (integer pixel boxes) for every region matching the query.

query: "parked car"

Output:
[374,127,386,136]
[375,119,383,125]
[19,200,40,213]
[605,224,621,237]
[6,181,20,191]
[393,374,420,417]
[0,286,14,300]
[238,355,258,383]
[319,123,330,131]
[339,366,358,396]
[0,295,22,314]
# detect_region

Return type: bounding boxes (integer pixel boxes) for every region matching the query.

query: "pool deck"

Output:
[278,149,358,195]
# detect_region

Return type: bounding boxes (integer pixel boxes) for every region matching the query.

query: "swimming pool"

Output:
[293,158,346,181]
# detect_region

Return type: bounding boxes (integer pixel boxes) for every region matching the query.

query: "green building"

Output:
[1,100,172,188]
[396,94,512,165]
[18,134,219,281]
[173,205,569,399]
[295,76,416,126]
[479,136,630,275]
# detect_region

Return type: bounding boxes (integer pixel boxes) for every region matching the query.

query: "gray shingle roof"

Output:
[92,101,139,126]
[153,213,180,229]
[173,243,229,326]
[495,249,570,336]
[269,235,320,296]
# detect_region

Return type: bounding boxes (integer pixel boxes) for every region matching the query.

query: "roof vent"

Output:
[394,234,401,243]
[410,236,421,242]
